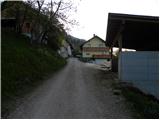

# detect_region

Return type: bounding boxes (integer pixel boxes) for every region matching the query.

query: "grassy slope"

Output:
[1,30,66,117]
[121,87,159,119]
[95,70,159,119]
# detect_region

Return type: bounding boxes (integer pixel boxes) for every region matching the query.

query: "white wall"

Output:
[83,37,106,47]
[59,47,68,58]
[94,59,107,64]
[67,46,72,56]
[119,51,159,98]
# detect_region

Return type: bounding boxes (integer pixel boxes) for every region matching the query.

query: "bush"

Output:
[121,87,159,119]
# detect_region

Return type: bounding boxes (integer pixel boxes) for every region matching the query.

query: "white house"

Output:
[81,34,111,69]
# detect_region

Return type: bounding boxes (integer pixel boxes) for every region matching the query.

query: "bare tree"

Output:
[27,0,78,46]
[48,0,78,26]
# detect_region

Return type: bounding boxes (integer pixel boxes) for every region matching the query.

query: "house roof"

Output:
[81,35,106,48]
[105,13,159,51]
[1,18,16,28]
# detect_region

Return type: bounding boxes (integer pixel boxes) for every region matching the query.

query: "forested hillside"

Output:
[66,35,86,55]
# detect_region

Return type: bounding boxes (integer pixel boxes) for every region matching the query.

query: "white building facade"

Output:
[82,35,111,69]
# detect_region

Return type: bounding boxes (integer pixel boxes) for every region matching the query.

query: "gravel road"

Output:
[8,58,132,119]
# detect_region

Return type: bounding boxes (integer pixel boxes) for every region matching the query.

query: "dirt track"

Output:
[8,58,132,119]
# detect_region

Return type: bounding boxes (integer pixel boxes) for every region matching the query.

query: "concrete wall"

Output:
[94,59,106,64]
[119,51,159,98]
[58,47,68,58]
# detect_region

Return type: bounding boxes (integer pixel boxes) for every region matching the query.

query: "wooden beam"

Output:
[110,17,159,23]
[110,47,113,59]
[118,34,122,52]
[110,47,113,72]
[111,22,124,48]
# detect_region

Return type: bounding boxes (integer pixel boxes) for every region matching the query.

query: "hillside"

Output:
[1,30,66,117]
[66,35,85,52]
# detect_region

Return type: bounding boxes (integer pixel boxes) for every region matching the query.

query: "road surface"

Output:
[8,58,132,119]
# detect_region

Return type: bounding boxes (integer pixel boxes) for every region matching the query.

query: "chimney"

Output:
[93,34,96,37]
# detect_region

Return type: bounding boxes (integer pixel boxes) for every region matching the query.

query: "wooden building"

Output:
[106,13,159,98]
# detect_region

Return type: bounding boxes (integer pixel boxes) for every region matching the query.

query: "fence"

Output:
[119,51,159,98]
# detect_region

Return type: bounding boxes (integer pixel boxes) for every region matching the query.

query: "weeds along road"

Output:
[8,58,132,119]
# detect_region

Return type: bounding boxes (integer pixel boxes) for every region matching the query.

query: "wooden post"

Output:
[110,47,113,59]
[110,47,113,71]
[118,34,122,52]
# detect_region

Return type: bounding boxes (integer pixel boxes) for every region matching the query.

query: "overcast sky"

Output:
[1,0,158,40]
[68,0,159,40]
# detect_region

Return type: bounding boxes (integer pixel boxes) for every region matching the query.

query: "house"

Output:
[1,1,43,43]
[81,34,111,68]
[106,13,159,98]
[1,17,16,30]
[21,21,32,38]
[58,39,72,58]
[1,17,32,37]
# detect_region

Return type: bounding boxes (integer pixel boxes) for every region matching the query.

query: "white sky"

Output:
[68,0,159,40]
[1,0,159,40]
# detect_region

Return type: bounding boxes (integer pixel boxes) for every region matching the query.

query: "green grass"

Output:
[1,30,66,117]
[121,87,159,119]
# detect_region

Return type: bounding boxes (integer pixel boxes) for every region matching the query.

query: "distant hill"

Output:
[66,35,86,52]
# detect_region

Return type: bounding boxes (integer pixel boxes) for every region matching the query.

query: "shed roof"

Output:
[105,13,159,51]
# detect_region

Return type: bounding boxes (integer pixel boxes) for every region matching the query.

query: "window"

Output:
[86,53,90,55]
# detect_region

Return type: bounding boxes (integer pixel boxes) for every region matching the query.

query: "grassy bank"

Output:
[95,70,159,119]
[121,86,159,119]
[1,30,66,117]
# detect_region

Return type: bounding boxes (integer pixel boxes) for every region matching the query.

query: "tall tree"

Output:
[1,0,79,50]
[31,0,78,47]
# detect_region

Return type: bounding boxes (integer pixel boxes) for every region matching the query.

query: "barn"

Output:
[106,13,159,98]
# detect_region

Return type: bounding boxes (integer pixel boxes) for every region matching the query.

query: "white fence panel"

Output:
[119,51,159,98]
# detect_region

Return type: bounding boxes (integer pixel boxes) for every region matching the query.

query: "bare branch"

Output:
[59,4,72,11]
[52,0,62,17]
[37,0,45,12]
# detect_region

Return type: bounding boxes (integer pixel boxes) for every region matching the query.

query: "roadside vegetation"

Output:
[95,70,159,119]
[110,51,158,118]
[121,86,159,119]
[1,30,66,117]
[1,0,80,117]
